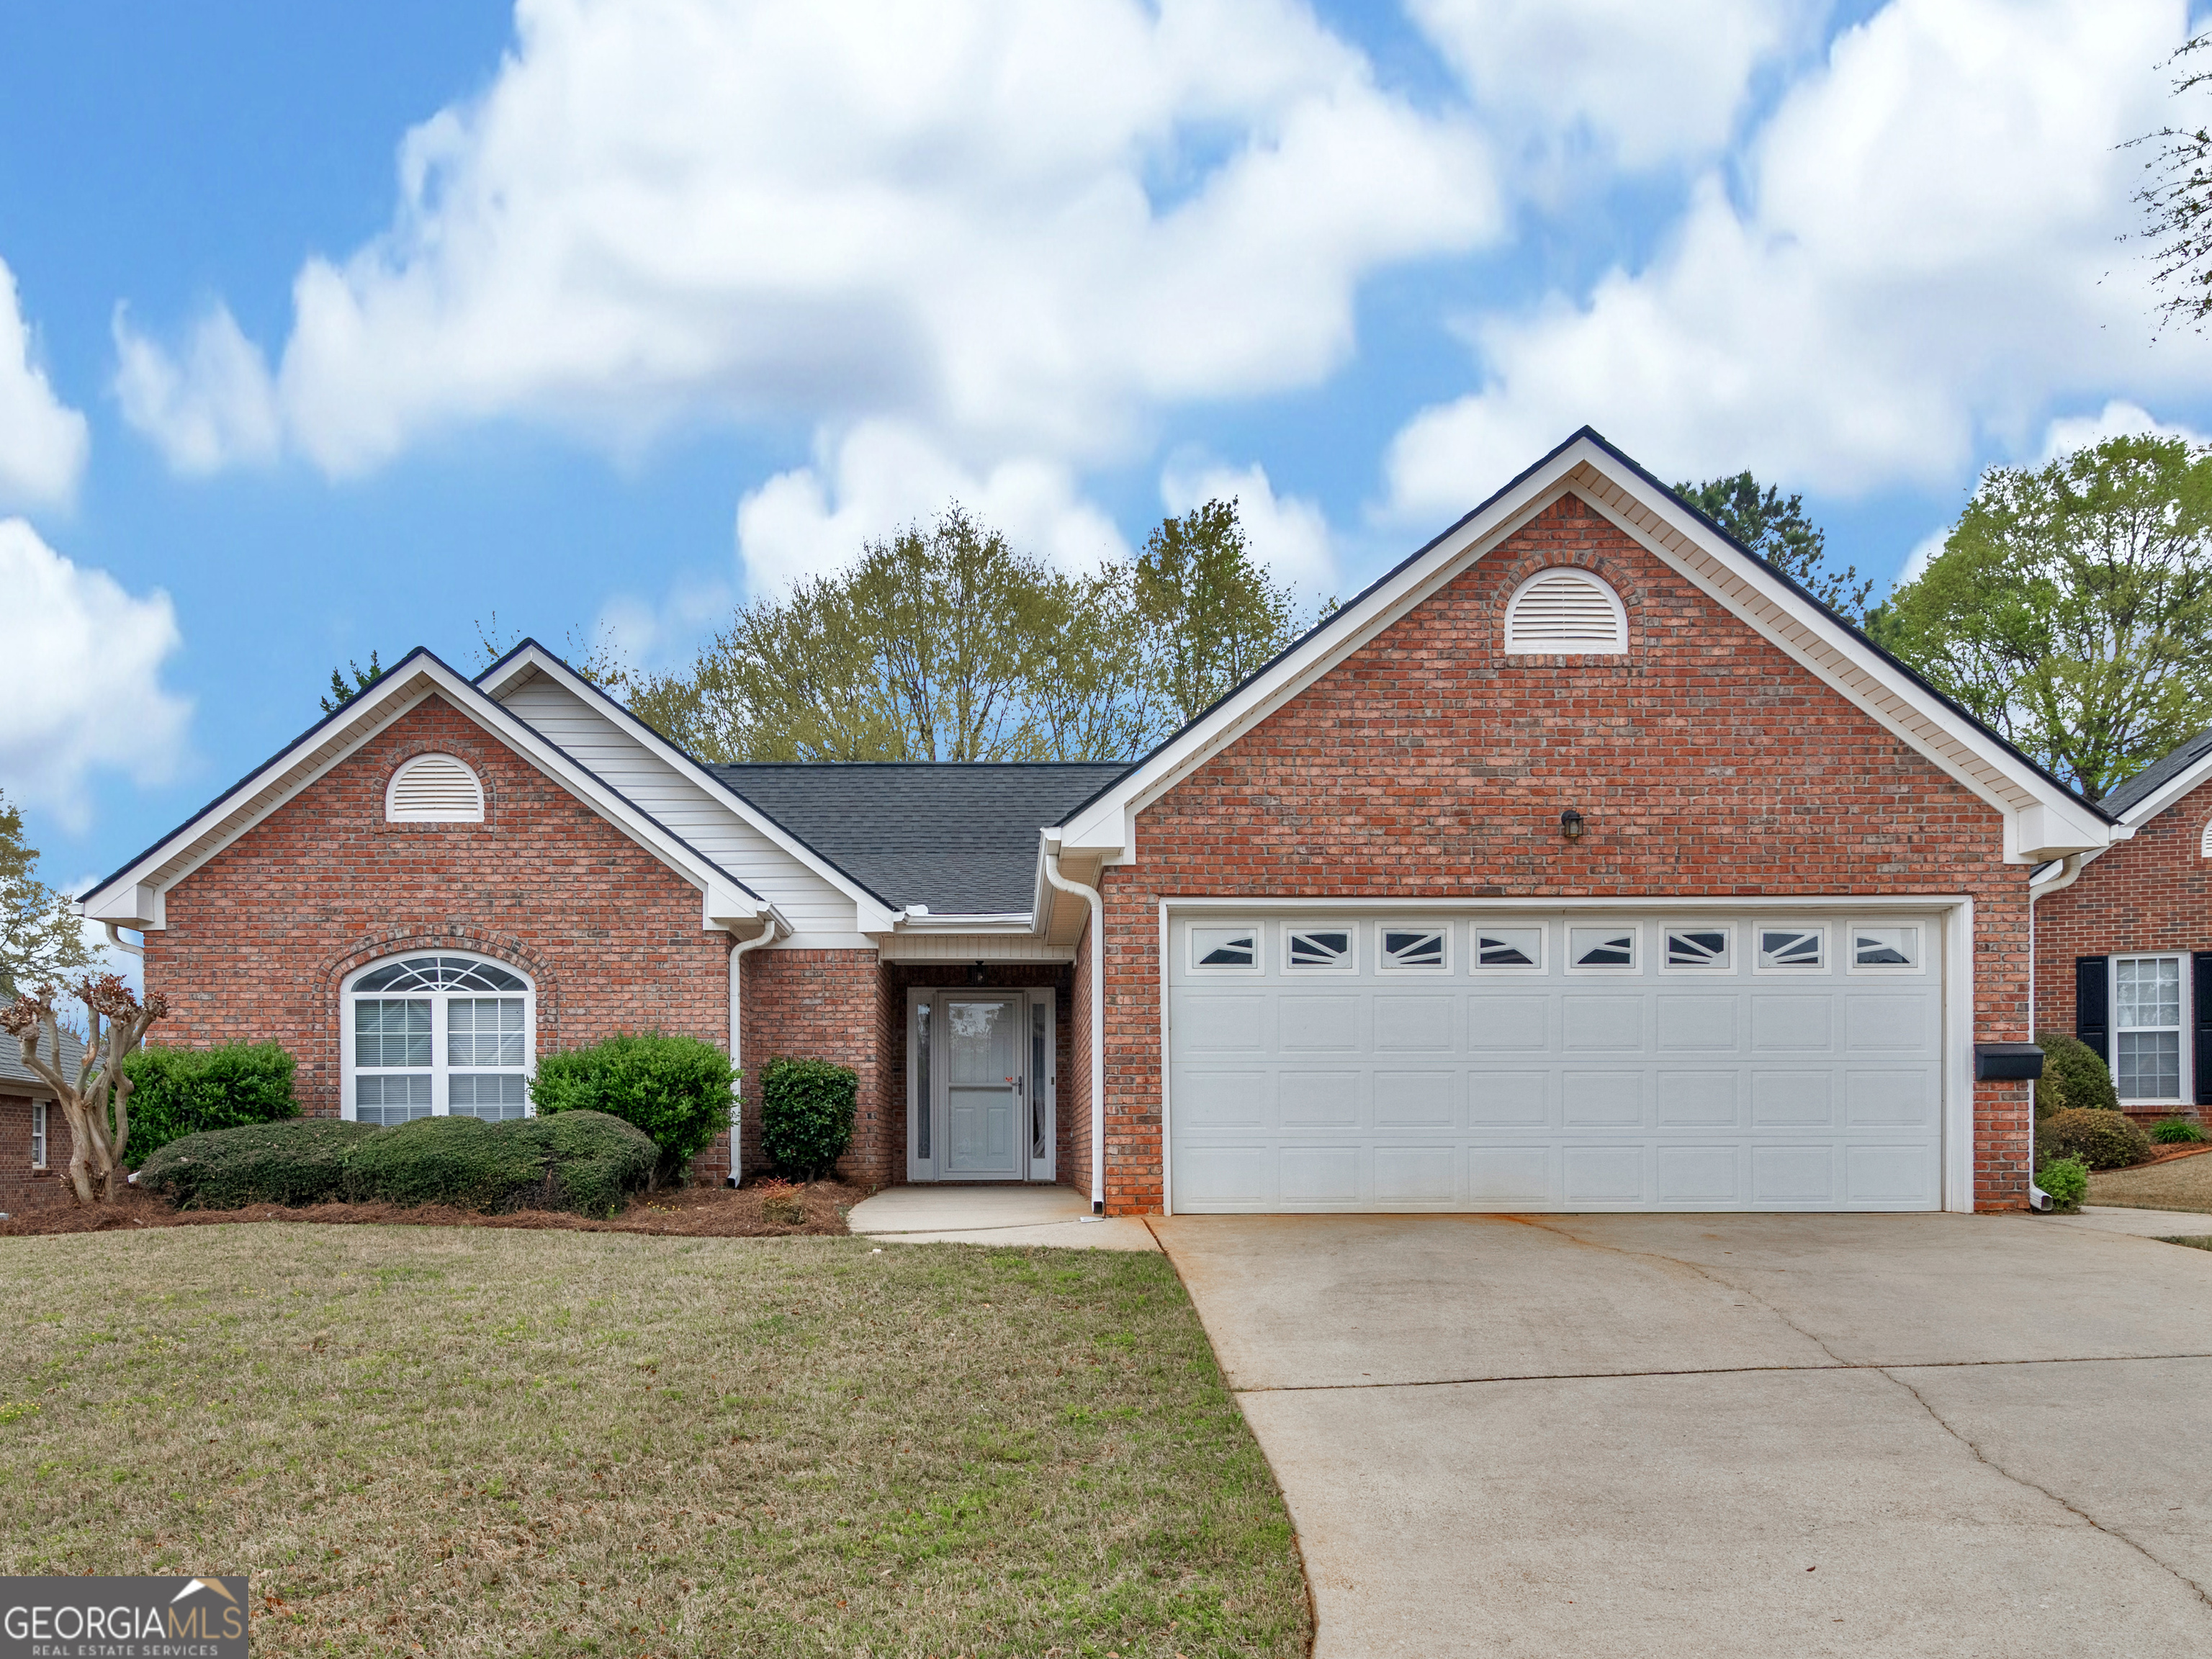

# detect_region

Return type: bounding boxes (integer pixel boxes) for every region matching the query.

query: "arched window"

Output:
[386,753,485,822]
[1505,567,1627,655]
[342,953,535,1124]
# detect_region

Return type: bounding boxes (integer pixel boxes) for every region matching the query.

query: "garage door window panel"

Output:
[1756,927,1826,973]
[1191,926,1260,971]
[1662,927,1732,971]
[1850,925,1923,973]
[1285,928,1355,971]
[1568,927,1639,971]
[1380,928,1449,971]
[1474,927,1545,972]
[2115,956,2185,1103]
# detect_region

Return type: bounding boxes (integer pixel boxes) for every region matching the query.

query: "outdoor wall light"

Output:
[967,961,987,985]
[1560,809,1586,841]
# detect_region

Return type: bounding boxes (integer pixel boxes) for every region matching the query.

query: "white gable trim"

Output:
[2109,751,2212,832]
[476,643,902,934]
[78,650,777,935]
[1053,431,2118,867]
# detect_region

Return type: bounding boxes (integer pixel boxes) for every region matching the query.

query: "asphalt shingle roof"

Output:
[707,762,1133,914]
[0,1022,84,1097]
[2102,726,2212,818]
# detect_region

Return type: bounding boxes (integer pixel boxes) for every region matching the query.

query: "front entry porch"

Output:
[848,1184,1159,1251]
[887,962,1074,1186]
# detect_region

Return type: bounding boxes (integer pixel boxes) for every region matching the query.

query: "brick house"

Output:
[2033,725,2212,1125]
[1,1025,79,1211]
[62,430,2121,1215]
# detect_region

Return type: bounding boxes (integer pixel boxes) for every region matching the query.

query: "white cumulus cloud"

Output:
[1159,455,1335,600]
[112,302,282,475]
[0,519,192,827]
[2037,398,2209,463]
[1383,0,2210,523]
[0,256,90,511]
[117,0,1499,480]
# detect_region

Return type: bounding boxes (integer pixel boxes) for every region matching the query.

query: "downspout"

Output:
[103,923,144,960]
[1042,836,1106,1216]
[725,922,781,1187]
[2023,853,2087,1213]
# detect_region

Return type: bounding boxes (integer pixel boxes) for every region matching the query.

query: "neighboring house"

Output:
[1,1023,83,1208]
[73,430,2122,1215]
[2033,727,2212,1123]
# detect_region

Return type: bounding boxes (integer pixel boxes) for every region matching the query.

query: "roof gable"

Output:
[2101,726,2212,824]
[1053,428,2119,868]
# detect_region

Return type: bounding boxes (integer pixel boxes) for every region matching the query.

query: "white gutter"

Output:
[725,922,783,1187]
[102,923,145,960]
[1042,835,1106,1216]
[2022,853,2086,1213]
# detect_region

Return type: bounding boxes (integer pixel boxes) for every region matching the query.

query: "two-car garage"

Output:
[1165,907,1954,1213]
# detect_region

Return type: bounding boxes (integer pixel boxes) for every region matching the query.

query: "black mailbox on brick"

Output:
[1974,1043,2045,1081]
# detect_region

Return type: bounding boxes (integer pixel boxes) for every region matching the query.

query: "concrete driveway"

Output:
[1151,1211,2212,1658]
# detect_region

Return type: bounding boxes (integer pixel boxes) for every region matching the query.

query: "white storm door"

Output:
[942,994,1024,1177]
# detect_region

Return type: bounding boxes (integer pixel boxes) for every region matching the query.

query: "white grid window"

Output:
[344,953,535,1123]
[2114,956,2184,1102]
[30,1100,45,1169]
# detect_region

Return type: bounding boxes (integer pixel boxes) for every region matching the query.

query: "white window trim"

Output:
[1470,922,1549,975]
[385,752,486,823]
[1188,922,1264,973]
[30,1100,45,1169]
[2111,953,2190,1109]
[1283,925,1358,973]
[340,950,537,1122]
[1377,925,1452,973]
[1752,924,1829,974]
[1563,922,1640,974]
[1845,920,1927,976]
[1658,923,1735,973]
[1504,567,1629,655]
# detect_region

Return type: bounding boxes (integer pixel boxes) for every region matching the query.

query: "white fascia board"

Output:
[881,913,1036,934]
[2113,753,2212,830]
[479,642,903,933]
[78,651,771,934]
[1057,433,2121,866]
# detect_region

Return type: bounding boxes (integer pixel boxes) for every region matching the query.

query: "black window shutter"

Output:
[2195,953,2212,1106]
[2074,956,2109,1064]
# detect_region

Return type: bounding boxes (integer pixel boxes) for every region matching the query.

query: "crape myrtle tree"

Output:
[1868,434,2212,804]
[2,975,171,1205]
[624,498,1305,763]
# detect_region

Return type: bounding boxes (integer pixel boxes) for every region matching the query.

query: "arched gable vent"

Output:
[2201,818,2212,858]
[386,753,485,822]
[1505,567,1627,655]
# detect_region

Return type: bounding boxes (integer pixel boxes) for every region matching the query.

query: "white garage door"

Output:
[1166,909,1945,1213]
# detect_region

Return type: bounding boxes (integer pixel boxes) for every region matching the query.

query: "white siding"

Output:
[497,673,872,946]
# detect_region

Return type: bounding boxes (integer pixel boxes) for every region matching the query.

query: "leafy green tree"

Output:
[1136,499,1299,724]
[1869,434,2212,802]
[1675,472,1871,622]
[1,788,94,998]
[2132,32,2212,332]
[320,651,384,714]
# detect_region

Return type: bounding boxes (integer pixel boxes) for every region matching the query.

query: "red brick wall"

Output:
[737,948,889,1187]
[0,1092,69,1209]
[148,696,731,1124]
[2035,773,2212,1119]
[1096,493,2036,1213]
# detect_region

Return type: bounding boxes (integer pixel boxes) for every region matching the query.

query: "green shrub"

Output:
[2038,1156,2090,1212]
[122,1043,300,1167]
[529,1031,736,1186]
[138,1118,377,1210]
[760,1058,857,1178]
[2037,1108,2154,1171]
[2033,1030,2119,1119]
[339,1110,655,1217]
[2151,1117,2208,1144]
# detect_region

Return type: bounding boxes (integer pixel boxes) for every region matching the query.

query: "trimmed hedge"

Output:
[138,1118,377,1210]
[2033,1030,2119,1119]
[2037,1108,2153,1172]
[340,1110,655,1217]
[135,1110,657,1218]
[122,1043,299,1168]
[529,1031,736,1185]
[760,1057,857,1178]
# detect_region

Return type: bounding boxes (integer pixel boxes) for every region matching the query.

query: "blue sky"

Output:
[3,0,2211,914]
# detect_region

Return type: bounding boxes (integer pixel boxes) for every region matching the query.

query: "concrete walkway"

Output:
[1154,1210,2212,1658]
[846,1184,1159,1251]
[2048,1204,2212,1238]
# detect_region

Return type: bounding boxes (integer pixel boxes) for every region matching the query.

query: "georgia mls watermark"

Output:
[1,1576,246,1658]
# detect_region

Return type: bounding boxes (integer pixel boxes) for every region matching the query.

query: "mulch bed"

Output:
[2144,1141,2212,1165]
[0,1177,862,1239]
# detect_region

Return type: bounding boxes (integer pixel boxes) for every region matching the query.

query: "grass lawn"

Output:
[0,1226,1310,1658]
[2086,1151,2212,1213]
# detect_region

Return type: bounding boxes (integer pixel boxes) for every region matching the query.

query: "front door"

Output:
[908,986,1056,1182]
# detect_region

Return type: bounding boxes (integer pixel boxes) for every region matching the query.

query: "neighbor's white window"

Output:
[342,953,535,1123]
[385,753,485,822]
[1505,568,1627,654]
[2113,956,2185,1103]
[30,1100,45,1169]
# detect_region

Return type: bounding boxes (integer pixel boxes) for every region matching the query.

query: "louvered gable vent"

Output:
[1505,568,1626,655]
[386,753,485,822]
